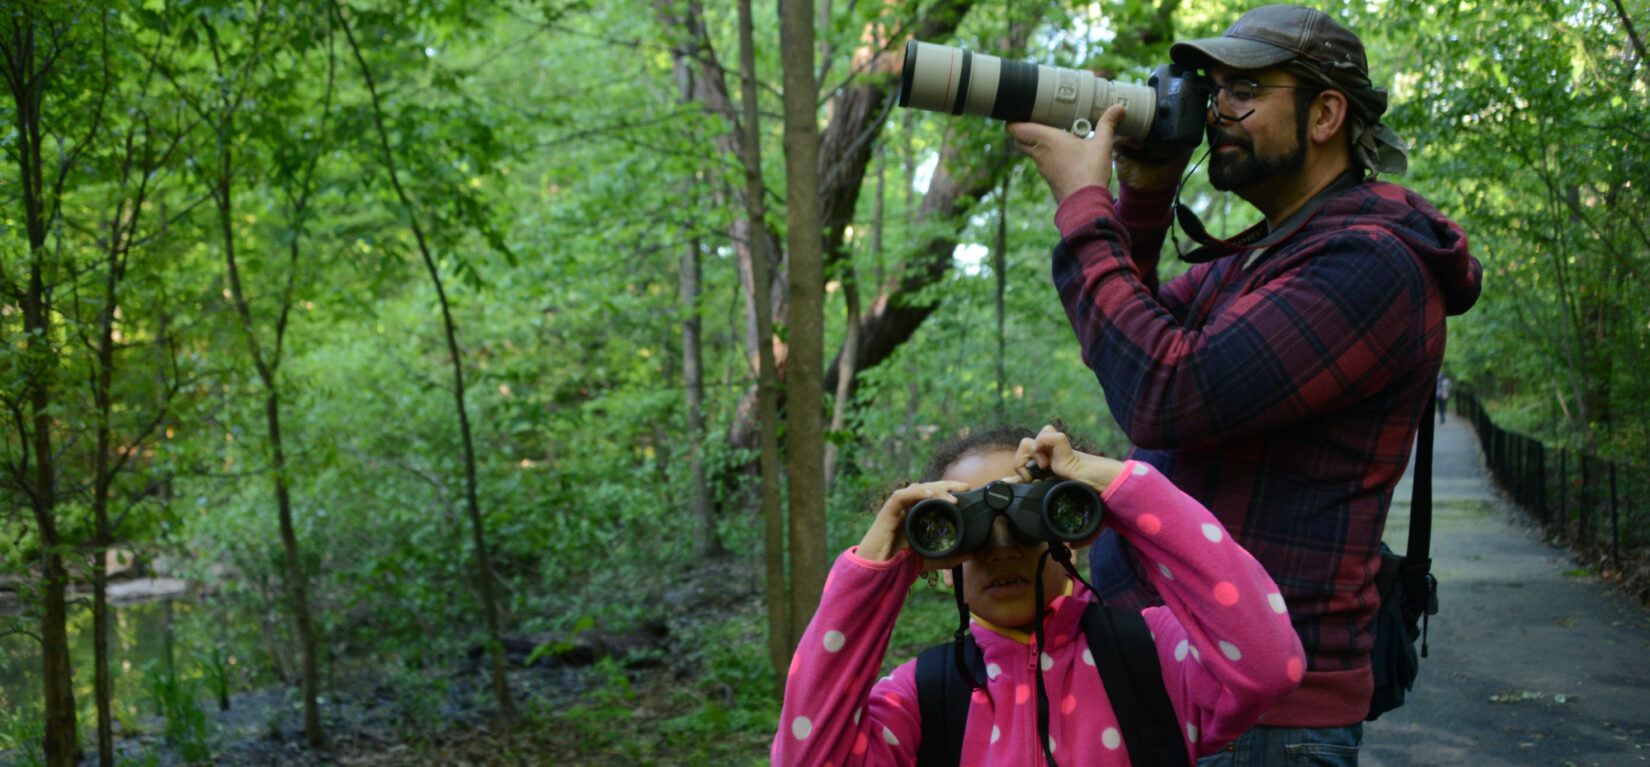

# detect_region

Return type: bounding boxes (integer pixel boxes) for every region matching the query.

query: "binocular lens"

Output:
[907,503,961,557]
[1044,484,1101,541]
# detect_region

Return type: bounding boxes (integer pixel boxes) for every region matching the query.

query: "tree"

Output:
[182,2,332,745]
[0,2,113,762]
[331,0,517,723]
[777,0,828,651]
[1375,0,1650,459]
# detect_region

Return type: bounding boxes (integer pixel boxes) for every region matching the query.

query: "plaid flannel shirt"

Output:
[1050,180,1482,726]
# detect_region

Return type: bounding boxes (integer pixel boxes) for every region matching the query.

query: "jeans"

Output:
[1196,723,1363,767]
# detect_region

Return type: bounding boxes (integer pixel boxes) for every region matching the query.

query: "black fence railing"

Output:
[1455,390,1647,564]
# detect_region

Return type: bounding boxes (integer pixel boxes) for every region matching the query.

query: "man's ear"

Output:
[941,568,955,589]
[1312,89,1350,146]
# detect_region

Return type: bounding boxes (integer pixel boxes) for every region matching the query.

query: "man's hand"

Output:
[1008,104,1126,204]
[1113,143,1195,193]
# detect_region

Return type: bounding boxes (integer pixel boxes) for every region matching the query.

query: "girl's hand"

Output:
[1013,425,1125,545]
[858,480,974,573]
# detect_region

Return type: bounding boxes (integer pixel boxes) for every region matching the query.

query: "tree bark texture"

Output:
[778,0,829,649]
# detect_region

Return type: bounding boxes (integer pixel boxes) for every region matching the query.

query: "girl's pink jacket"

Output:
[773,461,1305,766]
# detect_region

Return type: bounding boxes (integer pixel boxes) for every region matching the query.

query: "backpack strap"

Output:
[915,604,1182,767]
[1083,602,1185,767]
[1403,394,1440,653]
[915,634,978,767]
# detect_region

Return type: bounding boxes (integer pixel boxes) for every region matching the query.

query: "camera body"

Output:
[904,476,1104,560]
[898,40,1211,158]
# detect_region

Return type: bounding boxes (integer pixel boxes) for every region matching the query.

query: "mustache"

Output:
[1207,129,1252,152]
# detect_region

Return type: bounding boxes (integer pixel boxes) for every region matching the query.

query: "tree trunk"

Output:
[32,279,76,767]
[218,157,326,749]
[680,236,719,556]
[4,6,79,762]
[671,48,719,559]
[666,0,977,456]
[823,268,859,490]
[778,0,828,649]
[92,247,119,767]
[731,0,791,683]
[994,174,1008,420]
[333,0,515,723]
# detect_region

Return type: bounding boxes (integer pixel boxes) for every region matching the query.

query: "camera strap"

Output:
[1172,167,1362,263]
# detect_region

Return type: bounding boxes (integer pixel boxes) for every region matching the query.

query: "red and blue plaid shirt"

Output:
[1051,180,1482,726]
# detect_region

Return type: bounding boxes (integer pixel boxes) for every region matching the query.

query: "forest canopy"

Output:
[3,0,1647,763]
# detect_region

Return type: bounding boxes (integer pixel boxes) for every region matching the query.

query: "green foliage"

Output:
[8,0,1648,762]
[1354,0,1650,457]
[0,698,46,767]
[144,658,211,762]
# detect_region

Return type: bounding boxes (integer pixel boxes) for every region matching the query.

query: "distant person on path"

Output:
[1007,4,1483,763]
[1436,374,1452,423]
[772,425,1304,766]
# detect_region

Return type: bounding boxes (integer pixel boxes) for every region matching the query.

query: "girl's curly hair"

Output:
[919,419,1095,482]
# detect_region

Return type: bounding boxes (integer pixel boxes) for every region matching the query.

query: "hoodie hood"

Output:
[1340,181,1482,316]
[1188,180,1483,317]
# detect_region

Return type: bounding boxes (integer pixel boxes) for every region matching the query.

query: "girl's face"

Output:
[941,449,1070,631]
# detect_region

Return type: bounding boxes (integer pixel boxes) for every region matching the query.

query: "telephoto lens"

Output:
[898,40,1155,139]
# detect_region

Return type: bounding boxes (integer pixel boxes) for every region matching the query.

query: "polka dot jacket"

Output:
[772,461,1305,766]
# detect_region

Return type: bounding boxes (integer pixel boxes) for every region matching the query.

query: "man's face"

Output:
[1205,67,1313,193]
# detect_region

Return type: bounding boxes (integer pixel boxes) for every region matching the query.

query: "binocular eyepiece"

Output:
[904,476,1105,560]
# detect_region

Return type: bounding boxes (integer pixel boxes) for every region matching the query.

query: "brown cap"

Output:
[1171,5,1367,76]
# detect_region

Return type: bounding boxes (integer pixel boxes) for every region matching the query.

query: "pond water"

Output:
[0,590,266,750]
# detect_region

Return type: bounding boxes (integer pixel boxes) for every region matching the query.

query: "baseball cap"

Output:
[1170,5,1368,78]
[1173,5,1408,176]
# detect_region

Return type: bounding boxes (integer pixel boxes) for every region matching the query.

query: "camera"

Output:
[905,475,1104,560]
[898,40,1211,158]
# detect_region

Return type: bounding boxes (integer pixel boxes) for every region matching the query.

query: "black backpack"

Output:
[1366,395,1441,720]
[914,600,1185,767]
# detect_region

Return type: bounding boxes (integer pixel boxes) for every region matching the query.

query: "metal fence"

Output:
[1455,390,1647,563]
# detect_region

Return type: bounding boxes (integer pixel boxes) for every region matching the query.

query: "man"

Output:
[1437,374,1453,423]
[1007,5,1482,763]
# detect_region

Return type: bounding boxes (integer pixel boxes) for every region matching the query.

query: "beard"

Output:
[1207,108,1310,191]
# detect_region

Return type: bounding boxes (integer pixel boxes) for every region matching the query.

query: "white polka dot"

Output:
[1220,641,1242,661]
[1186,722,1199,742]
[1201,523,1224,542]
[1174,639,1190,662]
[883,726,900,746]
[986,663,1002,680]
[991,725,1001,744]
[1132,462,1149,476]
[1158,562,1174,580]
[1048,736,1057,754]
[1103,727,1122,750]
[1041,652,1054,671]
[1082,648,1095,666]
[792,716,812,739]
[1268,593,1287,613]
[854,707,862,725]
[823,630,846,652]
[1191,646,1202,664]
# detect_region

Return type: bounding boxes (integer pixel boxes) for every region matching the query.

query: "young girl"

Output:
[772,425,1305,766]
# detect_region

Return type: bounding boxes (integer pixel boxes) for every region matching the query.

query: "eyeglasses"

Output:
[1208,78,1322,122]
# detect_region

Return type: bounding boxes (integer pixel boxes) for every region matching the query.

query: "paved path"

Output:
[1366,416,1650,766]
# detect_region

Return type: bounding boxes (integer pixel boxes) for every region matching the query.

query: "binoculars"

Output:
[904,475,1105,560]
